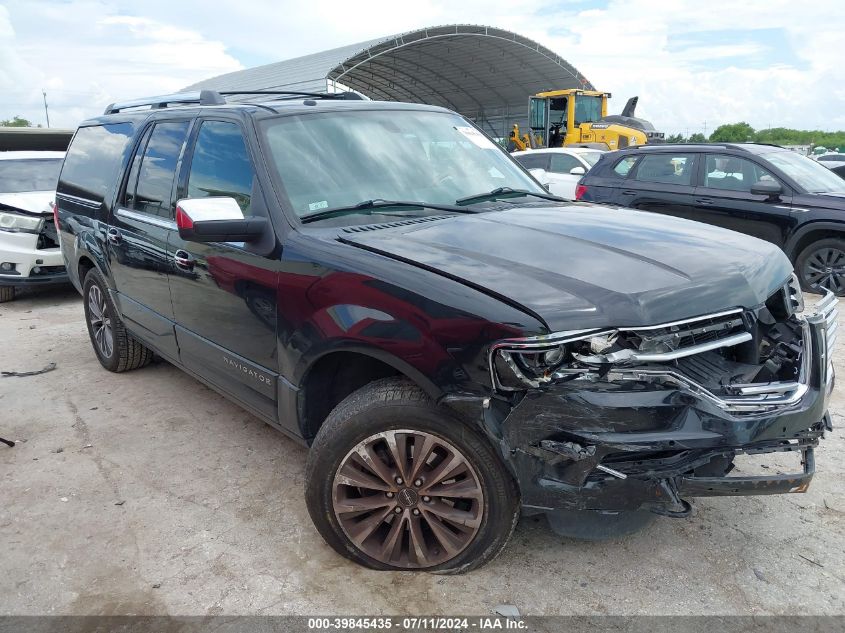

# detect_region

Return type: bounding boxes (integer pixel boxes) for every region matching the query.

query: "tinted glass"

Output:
[514,153,549,170]
[261,110,544,220]
[131,121,190,218]
[635,153,695,185]
[123,126,152,209]
[188,121,255,214]
[704,154,778,192]
[817,154,845,162]
[549,153,582,174]
[59,123,134,202]
[0,158,63,193]
[613,156,638,176]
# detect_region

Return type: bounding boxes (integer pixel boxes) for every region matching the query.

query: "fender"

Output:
[784,221,845,260]
[70,218,113,290]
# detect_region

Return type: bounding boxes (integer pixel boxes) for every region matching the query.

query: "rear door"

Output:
[691,153,793,247]
[616,152,699,219]
[108,119,191,359]
[167,118,281,421]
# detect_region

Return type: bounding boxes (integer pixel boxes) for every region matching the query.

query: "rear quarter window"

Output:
[59,123,135,204]
[613,156,638,176]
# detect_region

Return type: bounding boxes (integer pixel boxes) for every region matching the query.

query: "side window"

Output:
[613,156,638,176]
[126,121,190,218]
[187,121,256,215]
[634,153,695,185]
[59,123,135,203]
[704,154,779,192]
[515,153,550,170]
[549,153,582,174]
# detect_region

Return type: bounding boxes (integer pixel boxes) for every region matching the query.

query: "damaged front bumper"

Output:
[491,293,837,516]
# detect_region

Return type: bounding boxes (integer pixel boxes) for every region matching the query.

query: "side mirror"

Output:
[175,197,267,243]
[750,180,783,198]
[569,166,586,176]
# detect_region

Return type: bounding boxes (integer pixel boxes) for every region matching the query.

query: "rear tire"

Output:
[82,268,153,372]
[0,286,14,303]
[305,377,519,573]
[796,238,845,296]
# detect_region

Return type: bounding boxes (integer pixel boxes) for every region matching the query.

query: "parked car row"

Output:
[44,90,837,573]
[575,143,845,295]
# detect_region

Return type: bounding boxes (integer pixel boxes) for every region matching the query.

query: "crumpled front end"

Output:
[488,278,837,516]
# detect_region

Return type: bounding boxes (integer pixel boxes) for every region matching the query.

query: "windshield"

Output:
[0,158,63,194]
[580,151,603,167]
[260,109,543,220]
[765,150,845,193]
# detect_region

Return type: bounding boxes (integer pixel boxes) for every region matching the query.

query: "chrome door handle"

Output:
[621,190,637,196]
[106,227,122,244]
[695,198,714,205]
[173,249,195,270]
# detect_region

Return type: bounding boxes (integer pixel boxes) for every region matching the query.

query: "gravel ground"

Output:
[1,286,843,616]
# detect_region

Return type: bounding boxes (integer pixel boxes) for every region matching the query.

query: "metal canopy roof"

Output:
[185,24,593,137]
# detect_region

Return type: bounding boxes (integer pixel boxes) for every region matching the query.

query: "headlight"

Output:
[490,329,616,390]
[0,210,44,234]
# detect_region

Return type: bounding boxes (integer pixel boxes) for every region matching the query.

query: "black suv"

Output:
[56,92,836,572]
[576,143,845,295]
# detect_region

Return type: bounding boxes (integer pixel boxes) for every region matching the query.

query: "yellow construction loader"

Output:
[509,89,664,152]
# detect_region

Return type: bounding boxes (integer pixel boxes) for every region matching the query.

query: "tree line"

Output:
[666,122,845,150]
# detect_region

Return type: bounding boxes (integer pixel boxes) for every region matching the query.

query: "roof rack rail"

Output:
[218,90,365,101]
[103,90,226,115]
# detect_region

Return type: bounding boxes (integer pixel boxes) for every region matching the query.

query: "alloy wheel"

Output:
[803,246,845,295]
[332,429,484,569]
[87,284,114,358]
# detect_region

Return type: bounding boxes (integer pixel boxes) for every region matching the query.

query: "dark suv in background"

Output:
[55,92,835,573]
[576,143,845,295]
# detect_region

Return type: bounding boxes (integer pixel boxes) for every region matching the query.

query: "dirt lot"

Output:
[1,286,844,616]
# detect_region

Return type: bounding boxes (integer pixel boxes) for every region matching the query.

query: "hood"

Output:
[340,205,792,331]
[0,191,55,215]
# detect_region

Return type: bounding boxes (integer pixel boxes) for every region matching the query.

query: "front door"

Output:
[167,118,280,421]
[546,152,585,199]
[108,119,191,359]
[691,153,794,247]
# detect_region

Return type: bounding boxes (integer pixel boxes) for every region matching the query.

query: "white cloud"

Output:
[1,0,842,134]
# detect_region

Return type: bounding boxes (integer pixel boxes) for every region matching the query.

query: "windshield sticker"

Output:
[308,200,329,211]
[455,126,497,149]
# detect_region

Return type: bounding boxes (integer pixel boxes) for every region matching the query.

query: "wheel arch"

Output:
[785,222,845,262]
[297,347,445,444]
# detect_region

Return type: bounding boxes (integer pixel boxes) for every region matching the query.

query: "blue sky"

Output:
[1,0,843,134]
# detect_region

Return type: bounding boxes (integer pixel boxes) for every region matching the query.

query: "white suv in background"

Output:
[0,150,66,302]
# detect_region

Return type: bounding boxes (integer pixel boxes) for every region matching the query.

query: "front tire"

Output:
[0,286,14,303]
[305,378,519,573]
[82,268,153,372]
[796,238,845,296]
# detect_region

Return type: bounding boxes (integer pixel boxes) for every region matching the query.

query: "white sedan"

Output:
[512,148,605,199]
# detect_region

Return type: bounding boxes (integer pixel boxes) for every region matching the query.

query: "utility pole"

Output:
[42,90,50,128]
[703,120,707,139]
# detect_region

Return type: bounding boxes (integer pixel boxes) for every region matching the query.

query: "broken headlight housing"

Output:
[491,329,618,390]
[0,210,44,234]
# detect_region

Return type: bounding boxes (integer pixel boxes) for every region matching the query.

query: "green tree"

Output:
[665,133,686,144]
[0,116,35,127]
[688,132,707,143]
[709,122,755,143]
